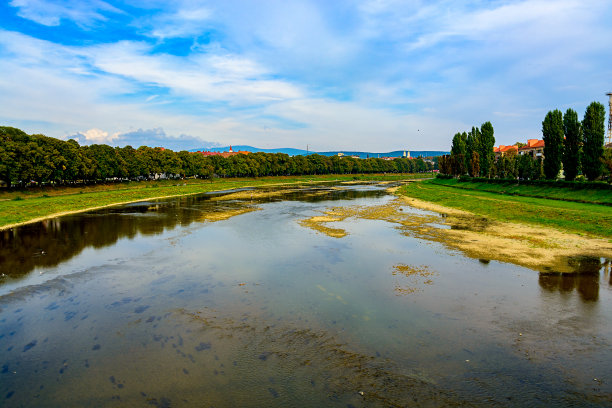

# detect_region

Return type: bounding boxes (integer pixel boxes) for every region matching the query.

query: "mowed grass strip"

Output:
[398,180,612,238]
[0,173,430,229]
[430,178,612,205]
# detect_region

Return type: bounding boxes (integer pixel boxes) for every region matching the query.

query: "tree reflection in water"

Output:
[0,185,386,280]
[539,257,610,302]
[0,197,243,279]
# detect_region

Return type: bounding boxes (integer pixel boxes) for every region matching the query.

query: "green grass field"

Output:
[398,180,612,238]
[430,178,612,205]
[0,173,430,229]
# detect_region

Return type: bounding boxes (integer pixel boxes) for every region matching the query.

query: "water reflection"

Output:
[0,199,238,278]
[1,183,611,407]
[0,185,386,279]
[538,257,611,302]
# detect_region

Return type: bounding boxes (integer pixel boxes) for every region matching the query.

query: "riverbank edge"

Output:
[388,186,612,272]
[0,181,303,232]
[393,179,612,239]
[428,178,612,206]
[0,176,425,232]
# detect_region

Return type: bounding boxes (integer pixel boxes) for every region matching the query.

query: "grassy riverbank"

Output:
[0,173,430,230]
[430,177,612,205]
[397,179,612,238]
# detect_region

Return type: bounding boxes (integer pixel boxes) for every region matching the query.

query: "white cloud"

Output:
[84,41,303,104]
[1,1,611,151]
[69,127,221,150]
[9,0,122,28]
[77,128,118,143]
[146,4,213,39]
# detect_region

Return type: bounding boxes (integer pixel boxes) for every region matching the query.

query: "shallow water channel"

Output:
[1,183,611,407]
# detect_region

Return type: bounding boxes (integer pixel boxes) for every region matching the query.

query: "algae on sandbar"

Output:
[199,207,260,222]
[211,186,336,202]
[298,216,347,238]
[298,207,357,238]
[297,197,612,273]
[211,189,301,201]
[391,264,437,295]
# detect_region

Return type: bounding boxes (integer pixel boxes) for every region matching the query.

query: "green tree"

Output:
[582,101,606,181]
[602,148,612,182]
[466,127,481,177]
[88,144,121,180]
[542,109,564,179]
[438,155,451,175]
[0,127,31,187]
[61,139,85,182]
[517,154,535,179]
[562,108,581,181]
[496,151,517,179]
[450,132,467,176]
[118,146,145,179]
[479,122,495,178]
[470,151,480,178]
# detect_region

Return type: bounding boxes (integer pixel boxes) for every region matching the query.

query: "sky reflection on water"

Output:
[1,184,611,407]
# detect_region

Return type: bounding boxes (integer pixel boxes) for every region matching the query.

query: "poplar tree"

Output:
[479,122,495,178]
[460,131,468,171]
[542,109,564,179]
[582,101,606,181]
[450,132,467,175]
[562,108,581,181]
[466,127,481,177]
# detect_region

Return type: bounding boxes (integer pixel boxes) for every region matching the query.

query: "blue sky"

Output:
[1,0,611,151]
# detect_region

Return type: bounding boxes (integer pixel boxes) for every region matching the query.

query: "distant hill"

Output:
[190,145,309,156]
[316,150,449,159]
[190,145,448,158]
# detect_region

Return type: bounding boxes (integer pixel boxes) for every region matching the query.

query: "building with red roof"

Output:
[493,139,545,160]
[493,144,519,158]
[518,139,545,159]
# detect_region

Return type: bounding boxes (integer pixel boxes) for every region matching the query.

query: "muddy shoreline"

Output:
[298,187,612,273]
[0,180,347,232]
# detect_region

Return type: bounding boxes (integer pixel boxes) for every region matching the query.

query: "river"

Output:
[1,183,611,407]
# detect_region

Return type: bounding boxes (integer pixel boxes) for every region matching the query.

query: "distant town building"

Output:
[493,144,519,158]
[195,145,250,158]
[493,139,546,159]
[518,139,545,159]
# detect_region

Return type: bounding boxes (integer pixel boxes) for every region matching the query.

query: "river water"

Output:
[1,183,611,407]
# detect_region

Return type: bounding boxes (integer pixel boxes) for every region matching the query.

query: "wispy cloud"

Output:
[1,1,611,150]
[145,4,213,39]
[86,41,303,104]
[9,0,122,28]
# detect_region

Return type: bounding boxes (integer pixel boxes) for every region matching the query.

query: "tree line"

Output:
[542,102,607,181]
[439,101,610,181]
[439,121,496,178]
[0,126,433,188]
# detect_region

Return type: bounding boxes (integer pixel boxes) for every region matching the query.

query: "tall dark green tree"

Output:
[466,127,481,177]
[562,108,581,181]
[582,101,606,181]
[450,132,467,175]
[542,109,564,179]
[479,122,495,178]
[517,153,535,179]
